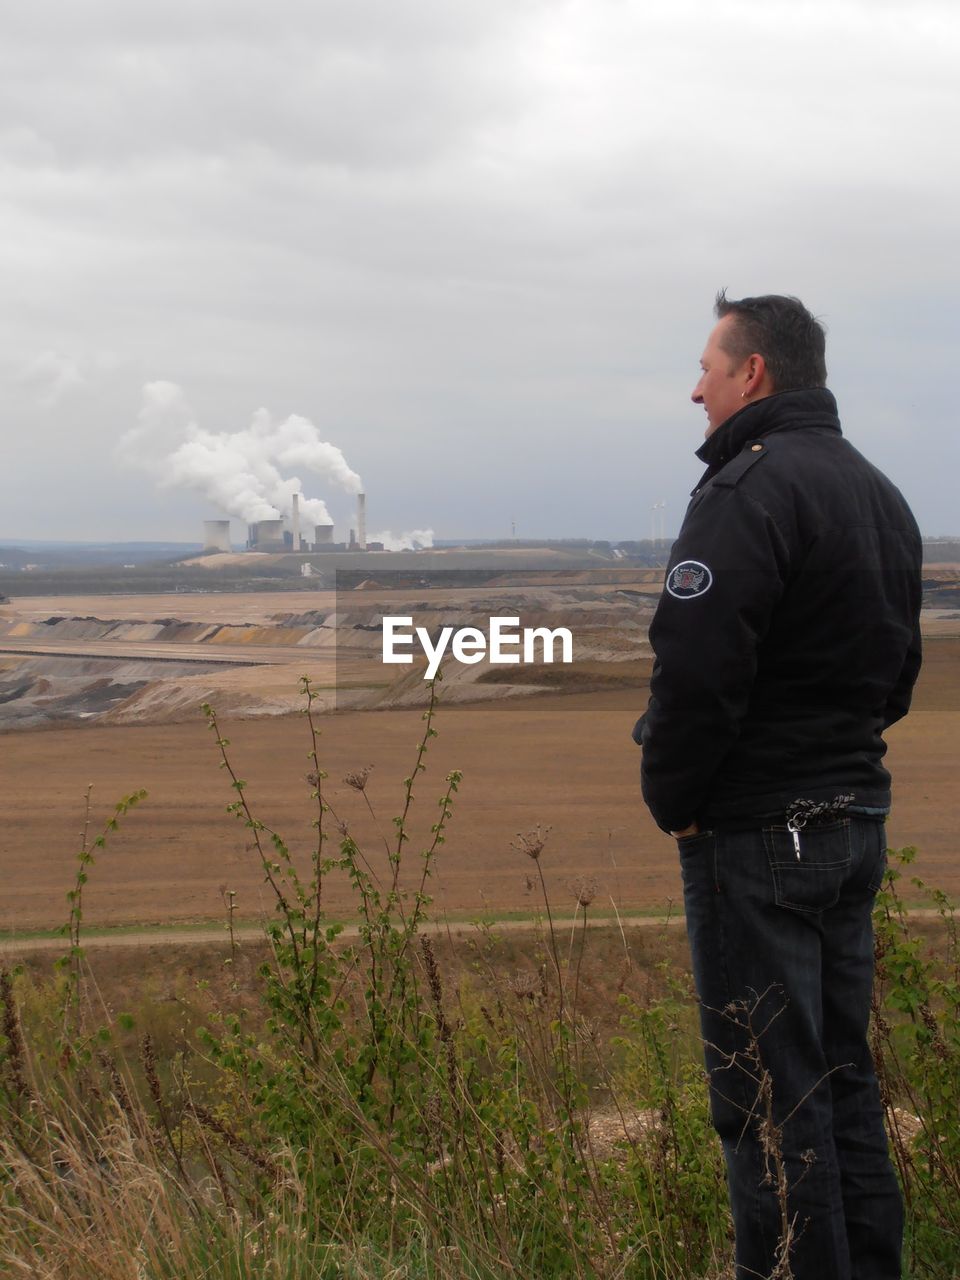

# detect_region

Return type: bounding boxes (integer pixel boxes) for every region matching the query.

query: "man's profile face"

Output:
[691,314,751,438]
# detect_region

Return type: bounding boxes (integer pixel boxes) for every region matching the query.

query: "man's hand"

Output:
[670,821,700,838]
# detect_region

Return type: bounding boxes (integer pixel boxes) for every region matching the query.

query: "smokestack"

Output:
[357,492,367,551]
[203,520,231,553]
[291,493,301,552]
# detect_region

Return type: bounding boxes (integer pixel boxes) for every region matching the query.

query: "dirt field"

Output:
[1,579,956,934]
[2,576,665,626]
[3,637,957,932]
[3,590,342,625]
[0,582,656,726]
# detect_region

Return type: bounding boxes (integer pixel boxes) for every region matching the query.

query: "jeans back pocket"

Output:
[762,820,853,913]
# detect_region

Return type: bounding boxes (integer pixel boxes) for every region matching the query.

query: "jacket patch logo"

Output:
[666,560,713,600]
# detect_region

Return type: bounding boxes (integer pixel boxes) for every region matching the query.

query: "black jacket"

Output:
[634,388,922,833]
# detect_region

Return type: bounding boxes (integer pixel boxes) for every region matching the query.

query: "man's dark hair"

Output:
[714,290,827,391]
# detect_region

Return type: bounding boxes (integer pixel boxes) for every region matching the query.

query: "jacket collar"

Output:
[694,387,842,477]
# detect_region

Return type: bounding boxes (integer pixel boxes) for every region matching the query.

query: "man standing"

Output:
[635,293,922,1279]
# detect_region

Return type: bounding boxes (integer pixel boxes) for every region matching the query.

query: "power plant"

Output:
[211,493,372,553]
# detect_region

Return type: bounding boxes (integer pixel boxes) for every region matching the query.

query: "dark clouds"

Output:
[1,0,957,540]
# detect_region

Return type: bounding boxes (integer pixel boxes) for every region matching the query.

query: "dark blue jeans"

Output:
[678,817,902,1280]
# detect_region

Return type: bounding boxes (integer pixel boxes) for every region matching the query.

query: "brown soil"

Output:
[1,581,955,934]
[1,591,338,625]
[2,633,957,932]
[0,584,655,726]
[0,576,666,626]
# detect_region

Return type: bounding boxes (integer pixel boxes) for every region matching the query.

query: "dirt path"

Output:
[0,638,324,666]
[2,909,944,958]
[0,914,686,955]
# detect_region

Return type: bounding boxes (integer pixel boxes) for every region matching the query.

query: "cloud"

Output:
[119,381,363,528]
[18,351,86,405]
[1,0,957,539]
[0,1,541,172]
[17,349,120,406]
[370,528,434,552]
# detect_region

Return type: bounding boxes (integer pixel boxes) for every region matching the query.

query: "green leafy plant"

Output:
[872,846,960,1276]
[2,698,958,1279]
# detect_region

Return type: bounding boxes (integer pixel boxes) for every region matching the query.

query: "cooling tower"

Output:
[252,519,285,551]
[357,492,367,551]
[314,524,334,546]
[203,520,231,553]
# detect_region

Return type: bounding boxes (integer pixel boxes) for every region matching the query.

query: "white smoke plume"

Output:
[120,382,363,528]
[370,529,435,551]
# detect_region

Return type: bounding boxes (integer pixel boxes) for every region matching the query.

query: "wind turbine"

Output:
[651,500,666,544]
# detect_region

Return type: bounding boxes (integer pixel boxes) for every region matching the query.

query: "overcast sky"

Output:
[2,0,958,544]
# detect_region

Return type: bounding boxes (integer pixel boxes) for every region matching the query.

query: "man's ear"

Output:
[743,353,770,397]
